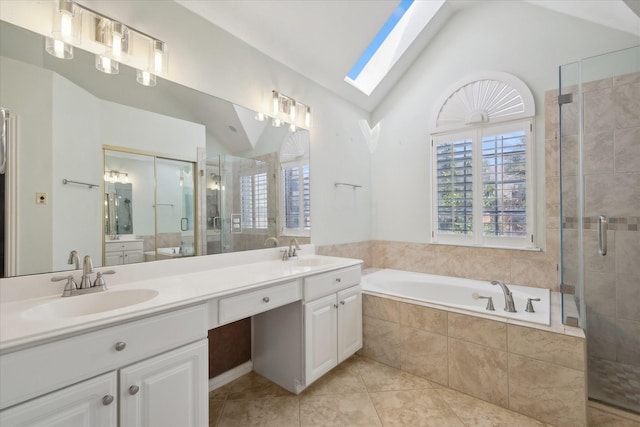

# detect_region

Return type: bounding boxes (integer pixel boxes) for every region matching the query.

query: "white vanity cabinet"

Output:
[0,305,208,427]
[252,265,362,392]
[0,372,117,427]
[303,267,362,384]
[104,240,144,266]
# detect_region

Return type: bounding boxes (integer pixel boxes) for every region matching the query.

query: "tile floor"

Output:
[208,355,640,426]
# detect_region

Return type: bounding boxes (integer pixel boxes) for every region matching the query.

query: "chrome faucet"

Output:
[68,250,80,270]
[288,238,301,258]
[79,255,94,289]
[52,253,116,297]
[264,236,280,247]
[491,280,517,312]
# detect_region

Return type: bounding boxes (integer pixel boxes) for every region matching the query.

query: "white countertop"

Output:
[0,249,362,352]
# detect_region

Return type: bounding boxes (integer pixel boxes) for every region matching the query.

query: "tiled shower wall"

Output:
[559,71,640,411]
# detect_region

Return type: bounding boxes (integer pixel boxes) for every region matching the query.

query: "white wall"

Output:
[51,73,102,271]
[0,57,53,275]
[370,1,640,245]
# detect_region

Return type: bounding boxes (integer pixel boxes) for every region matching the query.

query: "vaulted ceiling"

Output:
[176,0,640,112]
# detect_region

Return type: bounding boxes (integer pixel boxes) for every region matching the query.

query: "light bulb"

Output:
[96,55,119,74]
[272,118,283,127]
[54,39,65,57]
[154,51,163,74]
[136,70,156,87]
[305,107,311,128]
[273,91,279,115]
[60,12,72,39]
[255,112,265,121]
[289,123,296,132]
[290,101,296,122]
[112,35,121,57]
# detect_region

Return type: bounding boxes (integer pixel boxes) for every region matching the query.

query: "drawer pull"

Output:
[115,341,127,351]
[129,385,140,395]
[262,296,270,303]
[102,395,114,405]
[340,300,345,305]
[333,304,339,308]
[335,278,341,283]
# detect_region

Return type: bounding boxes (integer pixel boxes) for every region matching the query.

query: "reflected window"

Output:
[240,172,268,230]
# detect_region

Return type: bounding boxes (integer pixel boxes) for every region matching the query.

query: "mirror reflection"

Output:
[0,20,310,278]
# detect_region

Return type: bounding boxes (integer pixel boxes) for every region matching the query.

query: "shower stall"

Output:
[559,45,639,414]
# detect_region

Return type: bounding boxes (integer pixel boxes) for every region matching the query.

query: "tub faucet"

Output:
[491,280,517,312]
[79,255,94,289]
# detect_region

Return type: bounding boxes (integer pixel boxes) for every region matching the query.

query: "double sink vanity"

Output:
[0,246,362,426]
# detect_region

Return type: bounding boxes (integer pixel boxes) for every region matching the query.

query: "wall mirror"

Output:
[0,20,310,277]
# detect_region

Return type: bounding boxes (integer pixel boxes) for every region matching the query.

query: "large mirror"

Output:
[0,20,310,277]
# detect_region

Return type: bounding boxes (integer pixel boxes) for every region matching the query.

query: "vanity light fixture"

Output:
[270,90,312,131]
[104,170,129,183]
[43,0,168,86]
[45,0,82,59]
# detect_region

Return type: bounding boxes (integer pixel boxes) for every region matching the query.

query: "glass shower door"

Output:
[560,46,640,413]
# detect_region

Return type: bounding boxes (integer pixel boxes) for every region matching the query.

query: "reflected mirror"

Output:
[0,19,310,277]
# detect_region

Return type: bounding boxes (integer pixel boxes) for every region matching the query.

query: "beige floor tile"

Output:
[436,388,550,427]
[356,357,434,392]
[225,371,294,400]
[301,357,367,396]
[209,398,225,427]
[370,388,464,426]
[217,396,299,427]
[300,393,382,426]
[209,383,231,401]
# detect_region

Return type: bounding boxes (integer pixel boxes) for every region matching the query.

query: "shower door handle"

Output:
[598,215,607,256]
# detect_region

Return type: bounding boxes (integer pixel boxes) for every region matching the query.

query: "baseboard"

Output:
[209,360,253,391]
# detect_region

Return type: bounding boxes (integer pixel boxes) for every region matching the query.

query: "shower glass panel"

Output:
[218,154,277,253]
[559,45,640,414]
[156,158,196,257]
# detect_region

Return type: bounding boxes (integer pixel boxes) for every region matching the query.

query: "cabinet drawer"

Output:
[304,266,361,301]
[105,241,143,252]
[0,304,206,410]
[219,280,301,325]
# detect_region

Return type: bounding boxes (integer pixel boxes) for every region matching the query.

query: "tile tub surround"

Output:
[359,292,587,426]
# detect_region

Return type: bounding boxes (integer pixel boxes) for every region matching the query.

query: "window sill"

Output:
[429,240,542,252]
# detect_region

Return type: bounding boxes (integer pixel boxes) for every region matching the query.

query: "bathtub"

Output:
[362,269,550,325]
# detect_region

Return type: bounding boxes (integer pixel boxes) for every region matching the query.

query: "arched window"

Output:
[431,72,536,249]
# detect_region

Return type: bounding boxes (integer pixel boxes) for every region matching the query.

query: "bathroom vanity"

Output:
[0,249,362,426]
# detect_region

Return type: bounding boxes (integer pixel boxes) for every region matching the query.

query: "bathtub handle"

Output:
[525,298,541,313]
[476,295,495,311]
[598,215,607,256]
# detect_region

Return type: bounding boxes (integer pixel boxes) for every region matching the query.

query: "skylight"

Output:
[345,0,446,96]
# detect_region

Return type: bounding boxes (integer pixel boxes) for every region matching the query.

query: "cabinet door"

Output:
[0,372,117,427]
[104,252,123,266]
[337,286,362,363]
[123,250,144,264]
[305,294,338,384]
[119,340,208,427]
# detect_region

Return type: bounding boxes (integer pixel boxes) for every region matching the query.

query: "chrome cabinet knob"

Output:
[340,300,345,305]
[335,278,341,283]
[129,385,140,395]
[263,296,270,303]
[115,342,126,351]
[333,304,339,308]
[102,395,114,405]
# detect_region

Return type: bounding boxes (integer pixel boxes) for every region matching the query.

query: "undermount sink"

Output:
[22,289,159,320]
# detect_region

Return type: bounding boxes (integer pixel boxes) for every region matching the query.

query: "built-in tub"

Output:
[362,269,550,325]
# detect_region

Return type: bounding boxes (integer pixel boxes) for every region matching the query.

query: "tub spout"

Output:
[491,280,517,312]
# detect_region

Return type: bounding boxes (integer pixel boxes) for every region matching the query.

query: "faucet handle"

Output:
[525,298,541,313]
[95,270,116,290]
[51,275,78,297]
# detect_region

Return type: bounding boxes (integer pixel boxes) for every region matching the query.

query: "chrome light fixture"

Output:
[45,0,82,59]
[270,90,312,131]
[43,0,168,86]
